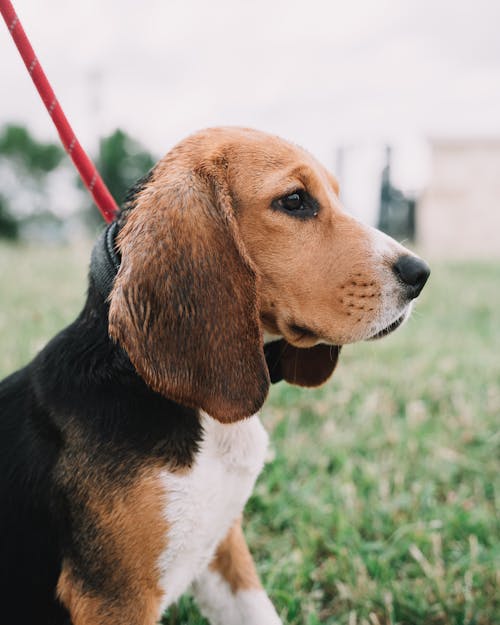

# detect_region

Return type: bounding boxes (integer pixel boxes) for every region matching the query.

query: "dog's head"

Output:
[108,127,429,422]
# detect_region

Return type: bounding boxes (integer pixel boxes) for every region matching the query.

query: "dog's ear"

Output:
[264,340,340,386]
[108,163,269,423]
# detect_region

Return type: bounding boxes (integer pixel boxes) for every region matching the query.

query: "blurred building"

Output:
[377,146,416,243]
[418,139,500,258]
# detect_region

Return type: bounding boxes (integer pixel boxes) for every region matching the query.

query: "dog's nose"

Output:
[392,255,430,299]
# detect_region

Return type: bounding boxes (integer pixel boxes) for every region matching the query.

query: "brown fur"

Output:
[109,152,268,423]
[210,519,262,593]
[108,127,406,423]
[56,462,166,625]
[230,134,388,346]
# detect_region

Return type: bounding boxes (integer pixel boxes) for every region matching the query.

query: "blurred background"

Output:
[1,2,499,624]
[1,0,499,252]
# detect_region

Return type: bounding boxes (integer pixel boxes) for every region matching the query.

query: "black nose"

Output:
[393,255,430,299]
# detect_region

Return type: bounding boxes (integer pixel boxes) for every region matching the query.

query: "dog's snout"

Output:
[392,255,430,299]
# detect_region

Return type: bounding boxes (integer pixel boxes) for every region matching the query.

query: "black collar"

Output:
[90,221,121,302]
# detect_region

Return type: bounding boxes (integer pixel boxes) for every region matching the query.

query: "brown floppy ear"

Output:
[264,340,340,386]
[108,163,269,423]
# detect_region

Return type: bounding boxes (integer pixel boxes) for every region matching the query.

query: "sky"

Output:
[1,0,499,223]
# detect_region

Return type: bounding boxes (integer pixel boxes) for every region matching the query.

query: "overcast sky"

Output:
[1,0,499,222]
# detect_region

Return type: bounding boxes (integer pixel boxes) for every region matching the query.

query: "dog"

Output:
[0,127,429,625]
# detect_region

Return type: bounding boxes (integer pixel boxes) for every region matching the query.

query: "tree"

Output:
[0,124,63,177]
[0,124,157,238]
[0,195,19,240]
[0,124,64,240]
[83,129,156,231]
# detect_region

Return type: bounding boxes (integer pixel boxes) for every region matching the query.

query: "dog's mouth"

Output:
[265,305,411,347]
[285,323,320,348]
[368,311,408,340]
[262,313,321,349]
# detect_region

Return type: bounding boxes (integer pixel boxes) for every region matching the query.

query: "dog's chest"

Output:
[157,412,269,608]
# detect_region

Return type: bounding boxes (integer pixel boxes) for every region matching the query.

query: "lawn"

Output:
[0,242,499,625]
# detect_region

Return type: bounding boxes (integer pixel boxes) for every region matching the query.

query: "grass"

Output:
[0,241,499,625]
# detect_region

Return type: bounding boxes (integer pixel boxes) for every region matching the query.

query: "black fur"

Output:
[0,261,202,625]
[0,170,282,623]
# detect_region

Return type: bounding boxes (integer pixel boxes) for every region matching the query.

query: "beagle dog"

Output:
[0,127,429,625]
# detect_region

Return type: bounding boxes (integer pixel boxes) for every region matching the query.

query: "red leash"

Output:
[0,0,118,223]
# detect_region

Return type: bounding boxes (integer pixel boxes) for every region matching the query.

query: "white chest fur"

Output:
[157,412,269,610]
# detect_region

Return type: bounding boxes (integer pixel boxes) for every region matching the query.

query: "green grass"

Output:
[1,242,499,625]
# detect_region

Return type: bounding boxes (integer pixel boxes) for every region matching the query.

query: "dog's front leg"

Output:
[57,561,164,625]
[191,519,282,625]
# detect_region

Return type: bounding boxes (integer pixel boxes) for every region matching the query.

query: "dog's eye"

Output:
[273,190,319,219]
[282,192,303,211]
